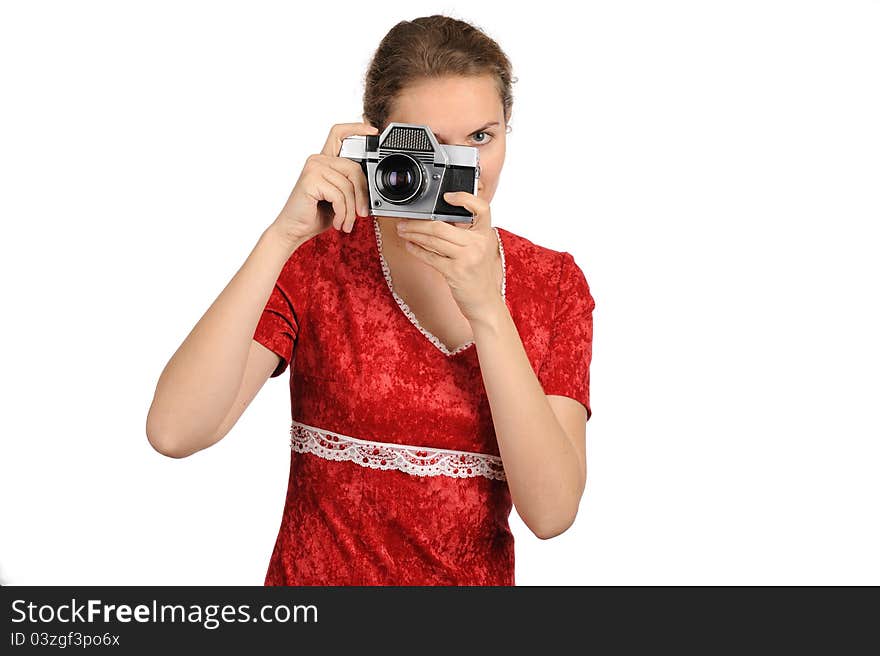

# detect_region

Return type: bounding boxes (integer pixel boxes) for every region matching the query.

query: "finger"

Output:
[326,156,371,217]
[443,191,490,230]
[319,174,348,230]
[321,122,380,158]
[308,174,346,229]
[320,168,357,231]
[397,218,468,246]
[397,230,462,258]
[402,239,450,276]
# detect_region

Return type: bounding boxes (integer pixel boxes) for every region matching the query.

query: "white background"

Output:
[1,0,878,585]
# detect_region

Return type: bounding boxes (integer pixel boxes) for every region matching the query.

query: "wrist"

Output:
[263,222,309,257]
[468,295,510,336]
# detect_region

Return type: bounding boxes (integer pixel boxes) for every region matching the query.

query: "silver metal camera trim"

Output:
[338,122,480,223]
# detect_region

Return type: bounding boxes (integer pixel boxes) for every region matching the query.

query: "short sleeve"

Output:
[252,237,316,378]
[537,251,596,420]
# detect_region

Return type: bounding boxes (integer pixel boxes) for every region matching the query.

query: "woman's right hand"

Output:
[271,122,380,245]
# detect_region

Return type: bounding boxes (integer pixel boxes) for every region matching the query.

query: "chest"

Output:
[377,219,510,353]
[288,222,556,454]
[380,249,476,354]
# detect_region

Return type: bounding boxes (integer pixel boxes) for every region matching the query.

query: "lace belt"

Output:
[290,420,507,481]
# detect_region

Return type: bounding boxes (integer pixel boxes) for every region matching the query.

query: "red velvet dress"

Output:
[252,213,595,586]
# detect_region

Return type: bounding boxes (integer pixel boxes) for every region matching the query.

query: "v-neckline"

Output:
[371,216,507,357]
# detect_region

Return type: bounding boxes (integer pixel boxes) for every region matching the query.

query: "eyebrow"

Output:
[433,121,500,143]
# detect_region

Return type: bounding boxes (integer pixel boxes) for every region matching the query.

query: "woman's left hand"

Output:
[395,190,503,322]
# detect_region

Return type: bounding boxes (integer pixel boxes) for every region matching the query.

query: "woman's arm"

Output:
[470,296,587,539]
[145,225,307,458]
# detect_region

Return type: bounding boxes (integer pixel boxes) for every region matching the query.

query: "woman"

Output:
[146,14,595,586]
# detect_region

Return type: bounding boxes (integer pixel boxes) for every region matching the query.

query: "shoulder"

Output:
[495,225,589,293]
[495,224,561,260]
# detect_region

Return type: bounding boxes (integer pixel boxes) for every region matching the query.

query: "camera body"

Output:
[339,122,480,223]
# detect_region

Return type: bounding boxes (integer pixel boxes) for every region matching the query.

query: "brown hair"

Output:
[362,14,516,133]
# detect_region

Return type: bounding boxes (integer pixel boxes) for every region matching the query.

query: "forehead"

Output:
[391,75,502,132]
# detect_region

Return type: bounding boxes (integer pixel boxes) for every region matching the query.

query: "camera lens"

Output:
[389,170,413,188]
[375,153,423,204]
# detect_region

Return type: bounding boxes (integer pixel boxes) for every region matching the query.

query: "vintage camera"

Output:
[339,122,480,223]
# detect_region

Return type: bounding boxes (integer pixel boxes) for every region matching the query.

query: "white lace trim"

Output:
[373,216,507,357]
[290,420,507,481]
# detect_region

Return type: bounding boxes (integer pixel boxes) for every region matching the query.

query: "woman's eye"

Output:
[471,131,493,144]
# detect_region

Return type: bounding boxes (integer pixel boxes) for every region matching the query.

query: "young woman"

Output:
[146,14,595,586]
